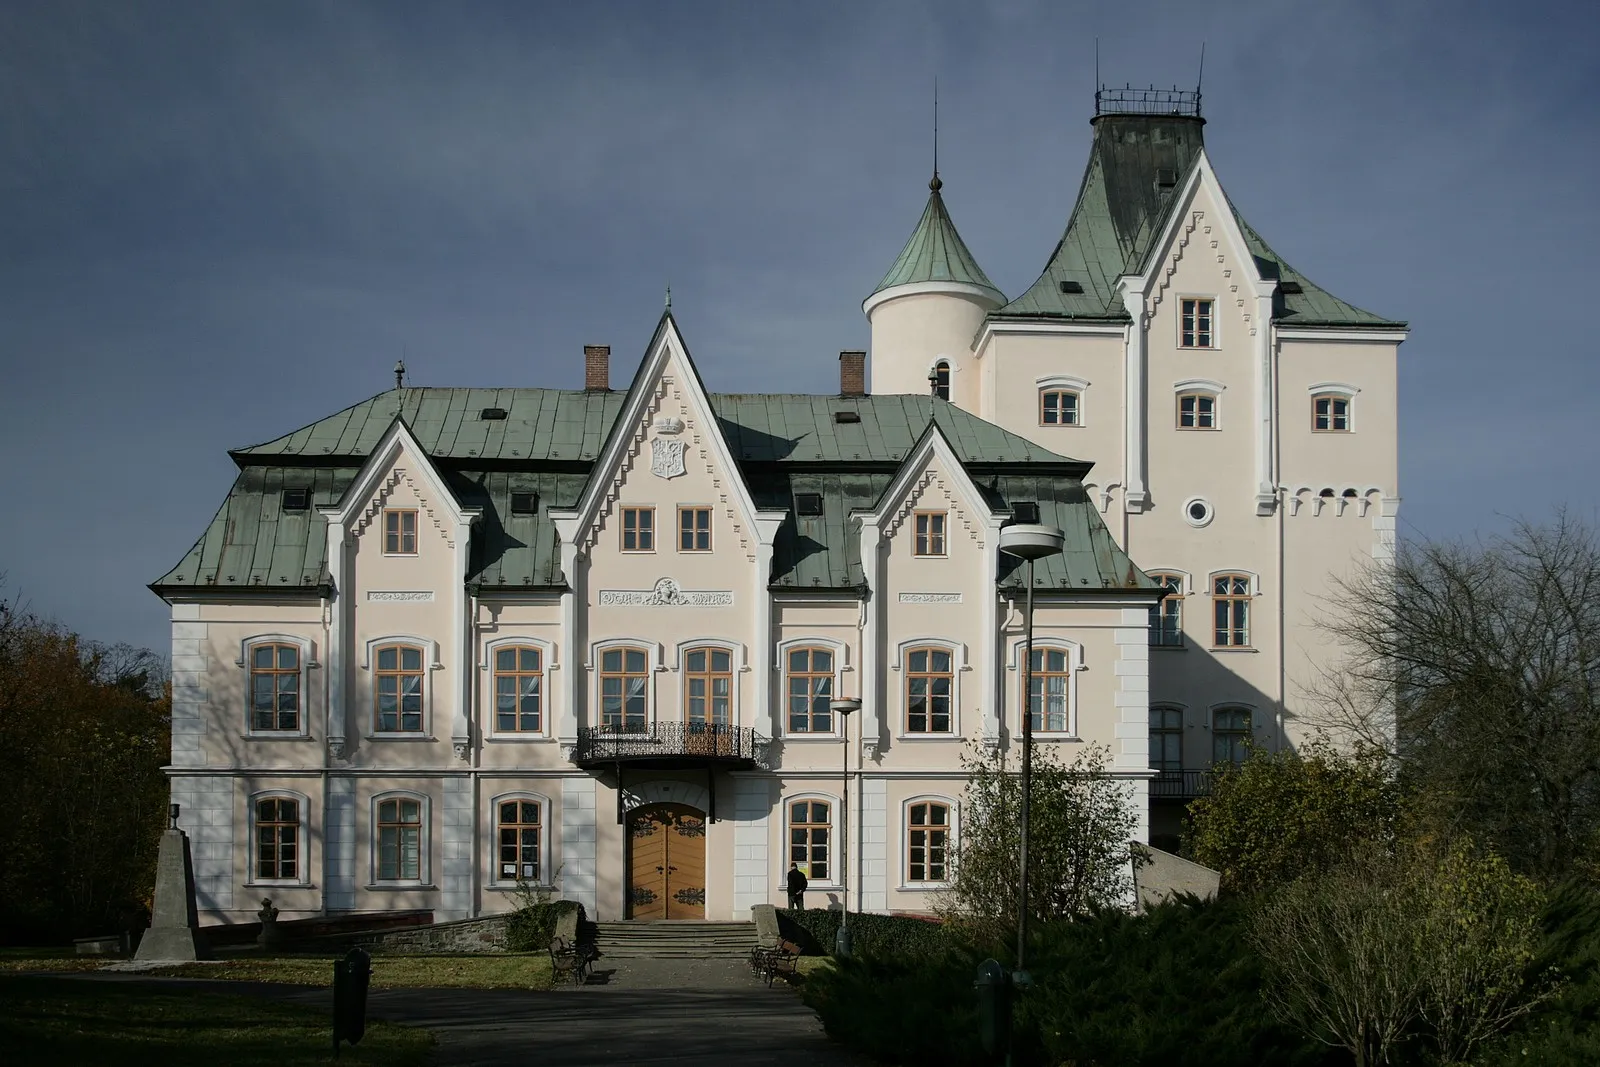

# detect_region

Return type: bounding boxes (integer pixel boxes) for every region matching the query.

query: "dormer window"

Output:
[383,510,417,555]
[914,512,947,557]
[931,361,951,401]
[281,488,310,512]
[510,491,538,515]
[1177,393,1217,429]
[1039,389,1080,426]
[1180,299,1214,348]
[1313,394,1351,432]
[795,492,824,517]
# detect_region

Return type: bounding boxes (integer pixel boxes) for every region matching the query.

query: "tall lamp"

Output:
[998,518,1064,981]
[832,696,862,958]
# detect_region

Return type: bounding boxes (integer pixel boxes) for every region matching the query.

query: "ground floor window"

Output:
[788,799,831,881]
[254,796,298,880]
[377,795,424,881]
[906,801,950,883]
[497,799,542,882]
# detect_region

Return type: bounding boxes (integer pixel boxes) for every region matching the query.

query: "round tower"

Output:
[863,173,1004,409]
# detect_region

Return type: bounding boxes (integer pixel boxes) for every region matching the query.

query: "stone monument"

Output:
[135,804,205,960]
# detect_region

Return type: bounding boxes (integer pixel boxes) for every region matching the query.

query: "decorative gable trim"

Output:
[319,418,478,532]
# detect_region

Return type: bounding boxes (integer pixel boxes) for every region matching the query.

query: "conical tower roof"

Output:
[868,175,1004,304]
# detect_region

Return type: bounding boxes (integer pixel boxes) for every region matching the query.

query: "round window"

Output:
[1183,497,1214,528]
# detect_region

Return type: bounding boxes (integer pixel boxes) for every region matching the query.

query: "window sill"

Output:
[896,884,950,892]
[793,882,843,892]
[1208,647,1259,654]
[364,883,437,891]
[367,733,438,741]
[1149,643,1187,652]
[245,881,316,890]
[241,732,313,741]
[485,735,554,743]
[1026,733,1081,742]
[895,734,963,742]
[487,882,557,892]
[782,734,844,742]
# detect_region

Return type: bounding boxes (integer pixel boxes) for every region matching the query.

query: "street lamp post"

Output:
[998,520,1064,981]
[832,697,862,958]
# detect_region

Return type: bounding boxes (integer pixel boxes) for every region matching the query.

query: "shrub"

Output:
[1478,882,1600,1066]
[776,908,947,960]
[503,882,578,952]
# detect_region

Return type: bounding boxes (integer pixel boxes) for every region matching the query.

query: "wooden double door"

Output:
[626,803,706,920]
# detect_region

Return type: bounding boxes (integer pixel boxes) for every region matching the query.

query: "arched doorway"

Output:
[626,802,707,920]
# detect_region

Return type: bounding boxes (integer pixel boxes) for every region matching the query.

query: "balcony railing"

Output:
[571,723,770,770]
[1149,769,1213,800]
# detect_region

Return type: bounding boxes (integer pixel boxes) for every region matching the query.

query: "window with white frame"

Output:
[786,647,835,734]
[1213,707,1252,766]
[254,796,301,881]
[906,800,952,884]
[1177,393,1217,429]
[1149,707,1183,773]
[1039,388,1080,426]
[375,794,425,882]
[248,641,303,732]
[496,797,543,883]
[932,361,950,401]
[788,798,832,881]
[1180,298,1214,348]
[383,509,417,555]
[1025,646,1072,733]
[600,645,649,729]
[493,645,543,733]
[374,644,425,732]
[1313,393,1351,432]
[904,646,954,734]
[1211,574,1252,648]
[1148,573,1184,647]
[914,512,947,557]
[683,646,732,726]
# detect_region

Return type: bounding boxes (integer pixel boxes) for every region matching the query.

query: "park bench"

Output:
[749,938,801,987]
[549,934,595,985]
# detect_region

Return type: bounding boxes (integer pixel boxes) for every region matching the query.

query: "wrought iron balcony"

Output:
[571,723,771,770]
[1149,769,1213,800]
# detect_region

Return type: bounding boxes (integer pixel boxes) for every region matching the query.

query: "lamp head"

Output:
[832,698,862,717]
[998,523,1065,562]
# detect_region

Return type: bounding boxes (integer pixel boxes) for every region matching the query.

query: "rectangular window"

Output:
[684,647,732,726]
[678,507,712,552]
[497,800,541,882]
[1212,574,1252,648]
[383,509,417,555]
[1039,390,1080,426]
[600,647,649,729]
[377,797,422,881]
[1026,647,1070,733]
[250,643,301,731]
[1313,395,1351,432]
[1213,708,1252,765]
[1149,707,1183,773]
[789,800,831,881]
[905,647,953,733]
[914,512,946,557]
[493,646,542,733]
[786,648,834,733]
[907,802,949,883]
[621,507,655,551]
[1180,298,1214,348]
[1148,574,1184,647]
[1177,394,1216,429]
[255,797,298,881]
[375,644,425,732]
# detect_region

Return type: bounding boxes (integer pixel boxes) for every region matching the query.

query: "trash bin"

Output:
[973,957,1010,1062]
[333,947,372,1056]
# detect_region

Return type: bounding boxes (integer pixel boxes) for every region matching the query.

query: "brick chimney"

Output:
[584,345,610,391]
[839,351,866,397]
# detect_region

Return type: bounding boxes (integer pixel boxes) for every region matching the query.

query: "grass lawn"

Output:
[153,952,555,990]
[0,947,109,974]
[793,955,835,979]
[0,976,432,1066]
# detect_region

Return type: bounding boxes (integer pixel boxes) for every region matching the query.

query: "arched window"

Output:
[1025,647,1072,733]
[254,796,300,881]
[376,794,425,882]
[1176,393,1217,429]
[249,643,302,732]
[1148,573,1184,647]
[493,645,543,733]
[786,647,835,734]
[904,646,954,734]
[683,646,732,726]
[788,798,832,881]
[1149,706,1183,773]
[1213,708,1253,766]
[1039,388,1080,426]
[1211,574,1253,648]
[1312,393,1351,432]
[906,800,952,884]
[374,643,425,733]
[600,645,650,730]
[496,798,543,883]
[932,361,950,401]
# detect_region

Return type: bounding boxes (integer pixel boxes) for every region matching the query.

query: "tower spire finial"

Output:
[394,359,405,390]
[665,284,671,310]
[930,78,941,193]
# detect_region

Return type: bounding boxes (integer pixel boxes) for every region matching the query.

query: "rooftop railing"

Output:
[1095,85,1202,118]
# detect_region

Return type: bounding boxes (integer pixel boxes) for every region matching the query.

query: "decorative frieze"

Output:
[898,592,963,604]
[598,577,732,607]
[366,590,435,602]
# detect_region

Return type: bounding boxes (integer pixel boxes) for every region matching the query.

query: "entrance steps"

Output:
[596,920,758,959]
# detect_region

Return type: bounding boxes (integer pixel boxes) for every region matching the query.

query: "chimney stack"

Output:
[839,351,866,397]
[584,345,610,391]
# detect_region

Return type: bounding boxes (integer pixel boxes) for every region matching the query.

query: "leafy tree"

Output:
[1187,742,1400,895]
[939,740,1136,942]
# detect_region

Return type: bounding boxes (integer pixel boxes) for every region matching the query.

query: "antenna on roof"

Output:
[664,285,672,310]
[930,77,941,193]
[394,359,406,390]
[1196,41,1206,112]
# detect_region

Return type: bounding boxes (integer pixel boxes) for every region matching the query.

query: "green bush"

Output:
[503,883,578,952]
[1479,882,1600,1065]
[776,908,948,959]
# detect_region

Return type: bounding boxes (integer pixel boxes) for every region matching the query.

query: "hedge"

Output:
[776,908,949,960]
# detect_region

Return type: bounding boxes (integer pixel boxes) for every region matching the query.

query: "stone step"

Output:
[594,920,758,959]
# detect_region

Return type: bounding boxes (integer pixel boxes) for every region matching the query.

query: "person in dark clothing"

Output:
[786,862,808,910]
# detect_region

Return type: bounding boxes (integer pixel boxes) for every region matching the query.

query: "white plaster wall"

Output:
[732,775,773,917]
[439,775,474,920]
[170,605,208,766]
[170,775,233,911]
[867,289,993,405]
[858,777,889,912]
[326,776,357,910]
[560,776,597,915]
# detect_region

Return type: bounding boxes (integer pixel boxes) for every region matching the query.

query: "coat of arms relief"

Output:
[650,415,686,479]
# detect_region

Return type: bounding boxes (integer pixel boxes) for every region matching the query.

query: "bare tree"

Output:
[1316,511,1600,878]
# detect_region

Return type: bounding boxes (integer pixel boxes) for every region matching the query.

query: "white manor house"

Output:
[154,92,1403,925]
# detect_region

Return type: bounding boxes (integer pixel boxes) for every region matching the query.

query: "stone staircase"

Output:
[595,920,758,959]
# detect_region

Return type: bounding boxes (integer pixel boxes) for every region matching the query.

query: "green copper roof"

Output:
[870,176,1004,301]
[996,114,1403,329]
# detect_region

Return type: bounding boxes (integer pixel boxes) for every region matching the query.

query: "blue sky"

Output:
[1,0,1595,653]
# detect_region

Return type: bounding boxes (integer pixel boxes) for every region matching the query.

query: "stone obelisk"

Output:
[135,804,205,960]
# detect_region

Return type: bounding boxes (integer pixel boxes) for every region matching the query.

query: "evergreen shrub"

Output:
[776,908,948,959]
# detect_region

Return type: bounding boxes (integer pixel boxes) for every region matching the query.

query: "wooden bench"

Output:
[549,934,594,985]
[749,939,801,987]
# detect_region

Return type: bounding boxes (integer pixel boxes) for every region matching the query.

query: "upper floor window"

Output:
[374,644,424,732]
[376,795,424,881]
[622,507,655,552]
[600,646,649,729]
[1039,389,1080,426]
[1212,574,1252,648]
[678,507,712,552]
[906,801,951,883]
[683,647,732,726]
[250,643,301,732]
[1177,393,1217,429]
[788,799,831,881]
[494,646,543,733]
[786,647,834,734]
[1213,707,1252,766]
[1150,707,1183,773]
[497,798,542,883]
[1148,573,1184,647]
[1026,647,1071,733]
[914,512,946,557]
[932,361,950,401]
[254,797,299,881]
[1313,394,1351,432]
[905,646,953,734]
[1180,298,1214,348]
[384,509,417,555]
